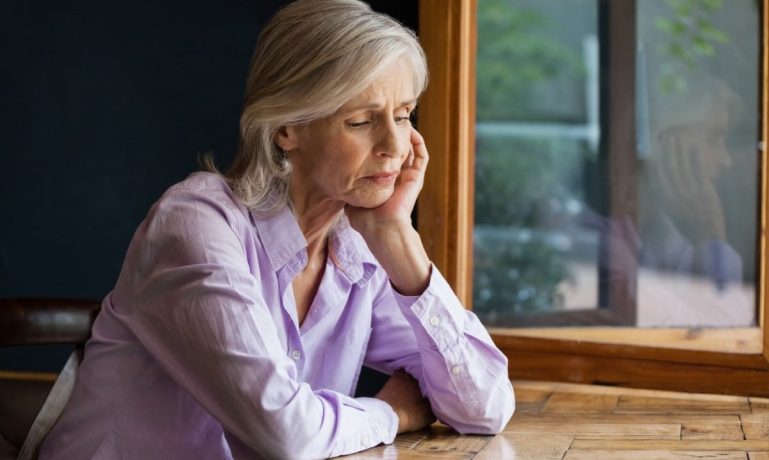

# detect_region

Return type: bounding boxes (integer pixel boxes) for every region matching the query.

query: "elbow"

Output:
[454,381,515,435]
[484,380,515,434]
[485,389,515,434]
[473,394,515,435]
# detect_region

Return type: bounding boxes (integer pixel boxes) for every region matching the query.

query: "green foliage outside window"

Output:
[655,0,727,92]
[473,0,585,318]
[476,0,581,122]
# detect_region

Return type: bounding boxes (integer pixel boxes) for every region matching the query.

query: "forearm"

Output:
[363,222,431,296]
[385,270,515,433]
[366,264,515,435]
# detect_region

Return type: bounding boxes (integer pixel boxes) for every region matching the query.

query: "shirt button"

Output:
[451,365,462,376]
[290,350,301,360]
[429,315,440,326]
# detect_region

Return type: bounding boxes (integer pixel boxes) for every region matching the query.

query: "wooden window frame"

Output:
[417,0,769,396]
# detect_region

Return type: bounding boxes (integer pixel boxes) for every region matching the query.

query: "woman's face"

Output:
[285,59,417,209]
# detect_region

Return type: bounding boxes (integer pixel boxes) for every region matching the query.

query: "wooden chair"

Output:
[0,299,100,460]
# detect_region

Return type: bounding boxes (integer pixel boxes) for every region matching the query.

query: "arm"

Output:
[347,129,515,434]
[365,265,515,434]
[115,188,397,458]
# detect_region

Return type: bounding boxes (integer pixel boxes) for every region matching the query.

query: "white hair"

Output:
[204,0,428,213]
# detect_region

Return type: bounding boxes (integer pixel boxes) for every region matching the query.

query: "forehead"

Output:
[341,58,417,109]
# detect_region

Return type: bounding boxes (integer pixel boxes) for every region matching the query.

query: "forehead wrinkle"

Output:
[343,98,417,113]
[339,61,417,115]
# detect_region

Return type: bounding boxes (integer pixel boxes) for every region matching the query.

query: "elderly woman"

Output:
[40,1,514,458]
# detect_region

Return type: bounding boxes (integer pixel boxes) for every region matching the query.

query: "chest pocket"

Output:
[322,327,372,396]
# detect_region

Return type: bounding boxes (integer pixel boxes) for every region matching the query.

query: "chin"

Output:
[348,188,393,209]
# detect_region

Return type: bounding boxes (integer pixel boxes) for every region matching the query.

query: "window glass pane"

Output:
[636,0,758,327]
[473,0,759,328]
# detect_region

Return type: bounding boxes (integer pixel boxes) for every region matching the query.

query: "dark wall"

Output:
[0,0,418,377]
[1,1,285,302]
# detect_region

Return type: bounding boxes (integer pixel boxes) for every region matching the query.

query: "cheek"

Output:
[318,143,367,182]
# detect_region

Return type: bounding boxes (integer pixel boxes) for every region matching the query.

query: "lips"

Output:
[366,171,398,179]
[364,171,398,185]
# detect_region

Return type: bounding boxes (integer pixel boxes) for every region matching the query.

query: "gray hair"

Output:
[204,0,428,213]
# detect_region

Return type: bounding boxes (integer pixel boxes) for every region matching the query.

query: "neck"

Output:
[290,185,344,263]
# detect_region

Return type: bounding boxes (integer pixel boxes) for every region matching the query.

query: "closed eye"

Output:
[396,110,415,125]
[346,121,370,128]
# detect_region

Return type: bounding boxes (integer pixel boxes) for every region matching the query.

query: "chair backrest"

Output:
[0,299,99,347]
[0,299,99,460]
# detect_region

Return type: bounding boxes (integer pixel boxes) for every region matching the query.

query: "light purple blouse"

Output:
[40,172,514,459]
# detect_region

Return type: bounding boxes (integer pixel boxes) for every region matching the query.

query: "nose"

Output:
[374,118,403,159]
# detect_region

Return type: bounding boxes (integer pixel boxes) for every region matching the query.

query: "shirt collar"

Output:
[252,207,377,285]
[252,206,307,273]
[328,215,378,284]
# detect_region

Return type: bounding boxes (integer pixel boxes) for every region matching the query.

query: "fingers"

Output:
[403,149,414,168]
[409,127,429,172]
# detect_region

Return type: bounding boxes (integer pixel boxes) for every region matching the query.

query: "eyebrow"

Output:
[343,99,418,113]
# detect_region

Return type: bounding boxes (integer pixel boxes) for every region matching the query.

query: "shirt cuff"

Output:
[391,266,469,351]
[327,397,398,457]
[356,396,398,444]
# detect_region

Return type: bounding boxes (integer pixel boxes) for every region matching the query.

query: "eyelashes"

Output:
[346,113,413,129]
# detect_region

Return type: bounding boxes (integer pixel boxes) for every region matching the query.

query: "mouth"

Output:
[363,171,398,186]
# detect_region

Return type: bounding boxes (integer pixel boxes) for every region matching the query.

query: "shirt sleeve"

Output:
[113,187,397,459]
[364,266,515,434]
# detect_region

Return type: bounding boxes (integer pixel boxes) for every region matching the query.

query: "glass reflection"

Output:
[636,0,758,327]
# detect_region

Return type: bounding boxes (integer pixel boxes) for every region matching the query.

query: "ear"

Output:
[273,125,301,152]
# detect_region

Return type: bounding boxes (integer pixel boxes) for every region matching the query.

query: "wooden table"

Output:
[343,380,769,459]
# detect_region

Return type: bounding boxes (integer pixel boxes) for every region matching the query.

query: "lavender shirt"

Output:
[40,172,514,459]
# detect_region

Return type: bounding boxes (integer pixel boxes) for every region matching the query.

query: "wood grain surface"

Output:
[341,380,769,459]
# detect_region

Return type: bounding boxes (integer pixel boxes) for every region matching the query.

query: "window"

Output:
[473,0,759,329]
[417,0,769,396]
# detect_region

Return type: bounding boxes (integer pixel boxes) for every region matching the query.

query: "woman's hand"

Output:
[345,128,432,296]
[375,370,436,434]
[346,128,429,233]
